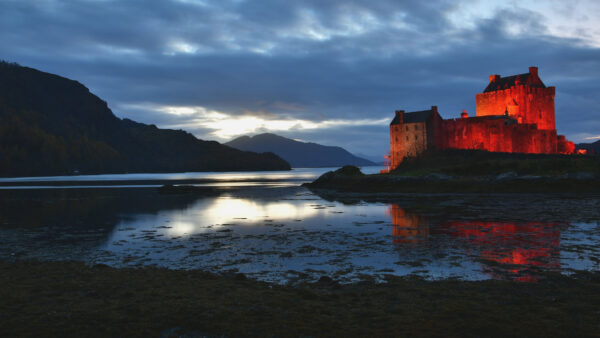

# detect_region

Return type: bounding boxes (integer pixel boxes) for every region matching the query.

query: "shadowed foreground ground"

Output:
[2,260,600,337]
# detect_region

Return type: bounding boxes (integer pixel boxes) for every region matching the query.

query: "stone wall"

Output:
[475,85,556,130]
[390,121,428,169]
[438,117,559,154]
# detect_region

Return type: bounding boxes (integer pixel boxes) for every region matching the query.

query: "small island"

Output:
[304,150,600,193]
[307,68,599,194]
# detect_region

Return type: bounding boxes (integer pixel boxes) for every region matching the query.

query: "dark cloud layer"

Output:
[1,0,599,156]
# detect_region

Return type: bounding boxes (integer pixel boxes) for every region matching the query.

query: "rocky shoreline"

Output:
[303,166,600,193]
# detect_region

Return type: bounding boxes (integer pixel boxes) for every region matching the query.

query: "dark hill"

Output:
[226,133,376,168]
[576,140,600,154]
[0,61,290,177]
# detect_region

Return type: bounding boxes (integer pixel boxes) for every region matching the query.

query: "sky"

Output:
[1,0,599,158]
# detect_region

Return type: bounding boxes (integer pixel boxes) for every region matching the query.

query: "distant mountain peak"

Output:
[226,133,377,168]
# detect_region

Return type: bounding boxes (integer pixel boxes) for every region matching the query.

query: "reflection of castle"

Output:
[387,67,575,170]
[388,205,429,243]
[388,204,561,281]
[441,220,561,282]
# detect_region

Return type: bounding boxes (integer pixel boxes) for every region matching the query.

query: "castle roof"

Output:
[390,109,435,125]
[483,72,546,92]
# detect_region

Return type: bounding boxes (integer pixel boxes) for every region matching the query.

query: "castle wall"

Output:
[439,117,558,154]
[441,117,509,152]
[427,112,444,149]
[475,85,556,130]
[557,135,575,154]
[390,121,428,169]
[388,114,570,170]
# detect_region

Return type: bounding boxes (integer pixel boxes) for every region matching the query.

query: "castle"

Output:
[386,67,575,170]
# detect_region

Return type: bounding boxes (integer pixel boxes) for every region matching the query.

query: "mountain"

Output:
[354,152,384,165]
[0,61,290,177]
[226,133,376,168]
[576,140,600,154]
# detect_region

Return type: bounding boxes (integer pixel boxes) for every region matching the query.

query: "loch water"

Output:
[1,167,599,284]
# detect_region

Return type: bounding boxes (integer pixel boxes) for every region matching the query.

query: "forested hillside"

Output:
[0,61,290,177]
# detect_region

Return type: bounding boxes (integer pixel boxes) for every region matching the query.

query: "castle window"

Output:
[405,126,408,131]
[415,125,418,130]
[415,135,418,140]
[406,136,409,141]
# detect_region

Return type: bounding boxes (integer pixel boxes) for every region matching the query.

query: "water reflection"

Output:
[0,166,384,185]
[442,220,560,282]
[388,205,429,244]
[204,198,319,226]
[389,203,562,281]
[0,187,598,284]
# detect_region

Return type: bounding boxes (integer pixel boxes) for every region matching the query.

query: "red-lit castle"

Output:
[387,67,575,170]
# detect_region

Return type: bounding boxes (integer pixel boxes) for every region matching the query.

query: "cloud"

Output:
[120,103,388,142]
[1,0,599,155]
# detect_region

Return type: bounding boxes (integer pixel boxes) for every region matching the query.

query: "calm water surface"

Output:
[1,167,599,284]
[0,167,382,186]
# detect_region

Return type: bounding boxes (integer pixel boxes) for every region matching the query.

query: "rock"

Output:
[333,165,365,176]
[160,326,181,338]
[520,175,542,180]
[316,276,340,288]
[424,173,452,180]
[317,276,333,284]
[389,176,419,182]
[565,172,596,180]
[307,166,364,186]
[496,171,518,180]
[92,263,110,269]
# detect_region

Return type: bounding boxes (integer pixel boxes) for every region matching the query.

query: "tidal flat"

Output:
[1,168,599,336]
[1,187,599,283]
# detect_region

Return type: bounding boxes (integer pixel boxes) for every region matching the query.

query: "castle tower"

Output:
[388,106,442,169]
[475,67,556,130]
